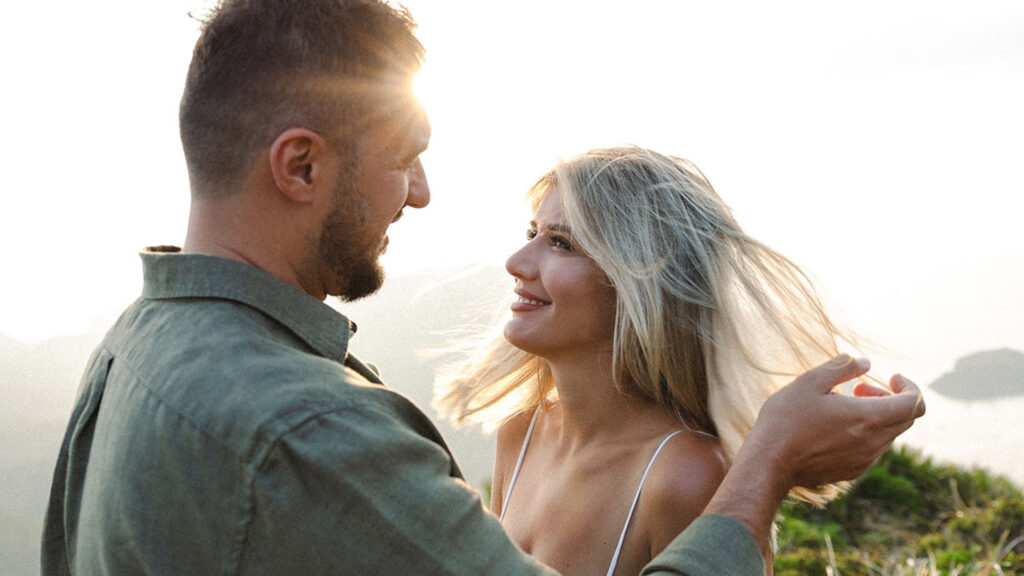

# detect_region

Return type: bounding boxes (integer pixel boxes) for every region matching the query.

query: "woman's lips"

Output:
[511,289,550,311]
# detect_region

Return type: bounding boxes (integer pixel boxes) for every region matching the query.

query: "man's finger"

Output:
[866,381,926,428]
[796,354,871,394]
[889,374,927,418]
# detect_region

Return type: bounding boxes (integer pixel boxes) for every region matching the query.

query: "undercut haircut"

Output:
[179,0,424,197]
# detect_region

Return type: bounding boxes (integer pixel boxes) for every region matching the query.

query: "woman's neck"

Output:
[545,355,675,451]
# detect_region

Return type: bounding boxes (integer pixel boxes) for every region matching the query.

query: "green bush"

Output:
[775,446,1024,575]
[775,548,829,576]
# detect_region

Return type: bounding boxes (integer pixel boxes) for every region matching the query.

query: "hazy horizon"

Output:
[2,265,1021,576]
[3,265,1022,488]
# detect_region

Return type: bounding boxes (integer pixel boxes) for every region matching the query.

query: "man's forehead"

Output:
[376,103,430,151]
[347,117,425,165]
[364,91,428,137]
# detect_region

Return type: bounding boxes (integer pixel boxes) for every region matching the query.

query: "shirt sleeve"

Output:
[235,397,763,576]
[236,399,557,575]
[642,514,765,576]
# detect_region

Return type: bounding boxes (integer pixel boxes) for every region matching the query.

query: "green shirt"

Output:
[42,249,763,575]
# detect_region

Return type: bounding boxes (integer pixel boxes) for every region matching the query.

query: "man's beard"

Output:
[317,173,386,302]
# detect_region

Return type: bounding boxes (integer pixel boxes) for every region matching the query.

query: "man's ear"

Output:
[268,128,326,203]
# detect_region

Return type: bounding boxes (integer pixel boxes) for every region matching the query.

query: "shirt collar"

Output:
[139,247,355,363]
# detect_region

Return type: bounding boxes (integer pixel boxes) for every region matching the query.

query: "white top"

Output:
[499,408,684,576]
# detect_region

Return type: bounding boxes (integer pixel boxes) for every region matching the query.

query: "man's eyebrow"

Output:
[392,119,429,163]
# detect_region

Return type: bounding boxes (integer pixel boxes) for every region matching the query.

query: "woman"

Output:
[436,146,859,575]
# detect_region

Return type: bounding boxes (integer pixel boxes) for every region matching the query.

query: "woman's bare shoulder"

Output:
[639,430,729,553]
[495,408,538,456]
[490,408,539,513]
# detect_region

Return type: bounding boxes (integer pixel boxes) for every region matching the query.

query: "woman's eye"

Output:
[525,228,573,252]
[550,235,573,251]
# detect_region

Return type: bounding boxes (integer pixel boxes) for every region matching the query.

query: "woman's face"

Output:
[503,186,618,361]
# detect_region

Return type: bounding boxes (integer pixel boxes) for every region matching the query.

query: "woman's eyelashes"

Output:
[549,234,573,251]
[525,228,574,252]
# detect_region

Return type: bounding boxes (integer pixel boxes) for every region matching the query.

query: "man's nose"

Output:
[406,159,430,208]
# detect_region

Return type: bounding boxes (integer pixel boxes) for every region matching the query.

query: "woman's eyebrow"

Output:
[528,219,572,233]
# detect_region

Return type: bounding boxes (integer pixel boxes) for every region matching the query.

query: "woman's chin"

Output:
[503,324,536,354]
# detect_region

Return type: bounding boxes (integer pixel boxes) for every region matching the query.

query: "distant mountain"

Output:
[0,332,97,424]
[929,348,1024,401]
[0,331,102,576]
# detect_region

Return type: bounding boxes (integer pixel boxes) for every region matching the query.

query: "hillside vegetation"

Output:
[776,446,1024,575]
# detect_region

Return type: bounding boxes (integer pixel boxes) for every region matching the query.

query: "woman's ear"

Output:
[268,128,325,203]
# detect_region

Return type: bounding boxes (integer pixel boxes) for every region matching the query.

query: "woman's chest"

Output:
[501,448,653,575]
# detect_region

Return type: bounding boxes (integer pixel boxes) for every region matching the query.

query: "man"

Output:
[42,1,925,574]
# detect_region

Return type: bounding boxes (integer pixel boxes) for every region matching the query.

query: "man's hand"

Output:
[703,355,926,559]
[751,355,926,490]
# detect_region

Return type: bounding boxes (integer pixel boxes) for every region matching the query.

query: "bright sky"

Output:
[2,1,1022,385]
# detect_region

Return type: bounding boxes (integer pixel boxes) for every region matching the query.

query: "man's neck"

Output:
[183,200,321,300]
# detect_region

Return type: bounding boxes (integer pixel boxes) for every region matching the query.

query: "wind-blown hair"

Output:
[179,0,424,197]
[435,145,859,505]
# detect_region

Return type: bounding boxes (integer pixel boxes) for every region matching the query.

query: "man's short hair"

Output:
[179,0,424,196]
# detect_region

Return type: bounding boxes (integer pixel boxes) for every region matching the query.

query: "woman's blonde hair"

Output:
[435,145,858,505]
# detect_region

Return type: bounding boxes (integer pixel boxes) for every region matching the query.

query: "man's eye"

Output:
[525,229,538,241]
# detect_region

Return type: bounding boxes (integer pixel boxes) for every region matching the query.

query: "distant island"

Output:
[930,348,1024,401]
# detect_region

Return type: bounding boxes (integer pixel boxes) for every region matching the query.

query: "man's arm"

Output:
[233,355,922,576]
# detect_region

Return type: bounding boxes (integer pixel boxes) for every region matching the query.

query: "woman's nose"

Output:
[505,240,535,280]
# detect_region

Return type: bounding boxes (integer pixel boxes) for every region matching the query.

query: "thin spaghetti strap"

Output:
[605,430,684,576]
[499,407,541,522]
